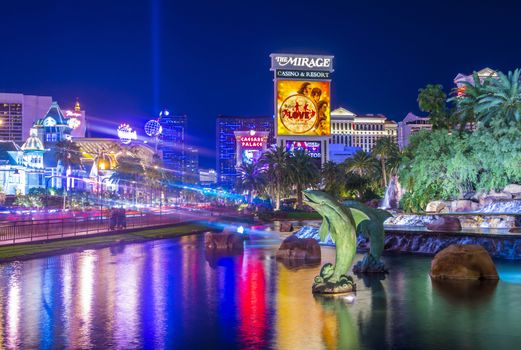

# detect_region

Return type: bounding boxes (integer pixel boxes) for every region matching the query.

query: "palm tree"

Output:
[417,84,457,129]
[55,139,83,169]
[237,162,266,204]
[144,155,165,205]
[344,150,377,178]
[259,146,290,210]
[110,154,144,205]
[288,150,320,208]
[475,69,521,129]
[448,72,487,131]
[321,161,342,197]
[55,140,83,208]
[372,137,399,188]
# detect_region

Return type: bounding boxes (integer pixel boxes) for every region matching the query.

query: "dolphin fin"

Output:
[319,217,330,242]
[374,209,393,223]
[349,208,371,227]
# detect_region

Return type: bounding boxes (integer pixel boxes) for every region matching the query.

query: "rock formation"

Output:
[430,244,499,280]
[205,229,245,251]
[276,235,321,262]
[426,216,462,232]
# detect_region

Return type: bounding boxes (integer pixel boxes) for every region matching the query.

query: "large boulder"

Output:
[426,201,448,213]
[279,221,294,232]
[276,235,321,262]
[426,216,462,232]
[430,244,499,280]
[503,184,521,195]
[480,191,513,206]
[449,200,479,212]
[205,230,245,250]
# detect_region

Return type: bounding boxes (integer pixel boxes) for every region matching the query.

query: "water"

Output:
[381,175,403,210]
[1,233,521,349]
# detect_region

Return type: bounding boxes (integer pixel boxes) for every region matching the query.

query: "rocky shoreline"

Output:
[295,225,521,260]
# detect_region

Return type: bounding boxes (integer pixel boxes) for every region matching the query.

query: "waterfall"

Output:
[381,175,403,210]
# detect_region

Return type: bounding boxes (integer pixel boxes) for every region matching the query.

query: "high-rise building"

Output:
[216,116,274,186]
[397,112,432,149]
[159,112,187,182]
[185,146,199,184]
[329,107,397,153]
[0,93,52,144]
[199,168,217,185]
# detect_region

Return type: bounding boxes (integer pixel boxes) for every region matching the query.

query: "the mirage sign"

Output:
[270,54,334,71]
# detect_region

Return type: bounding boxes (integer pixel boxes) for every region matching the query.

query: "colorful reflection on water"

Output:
[0,234,521,349]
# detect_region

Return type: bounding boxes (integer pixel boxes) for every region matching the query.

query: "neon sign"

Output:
[117,123,137,144]
[64,110,82,118]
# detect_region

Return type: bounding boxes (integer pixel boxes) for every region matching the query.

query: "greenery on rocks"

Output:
[400,68,521,212]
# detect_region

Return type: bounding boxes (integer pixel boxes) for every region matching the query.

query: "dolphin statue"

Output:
[342,200,392,273]
[303,190,370,293]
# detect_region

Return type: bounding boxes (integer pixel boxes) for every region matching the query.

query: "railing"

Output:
[0,210,184,245]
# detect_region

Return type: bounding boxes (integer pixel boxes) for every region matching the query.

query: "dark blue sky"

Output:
[2,0,521,167]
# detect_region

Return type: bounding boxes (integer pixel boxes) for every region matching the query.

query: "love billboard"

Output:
[276,80,331,136]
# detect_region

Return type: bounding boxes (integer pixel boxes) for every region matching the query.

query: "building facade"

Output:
[159,113,187,182]
[0,127,48,195]
[199,168,217,185]
[397,112,432,149]
[329,107,398,153]
[0,93,52,144]
[184,146,199,184]
[216,116,274,185]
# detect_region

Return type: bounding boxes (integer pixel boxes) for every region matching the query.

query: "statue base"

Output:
[352,255,388,274]
[312,263,356,294]
[312,280,356,294]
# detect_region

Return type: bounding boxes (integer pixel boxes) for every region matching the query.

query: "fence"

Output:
[0,210,183,245]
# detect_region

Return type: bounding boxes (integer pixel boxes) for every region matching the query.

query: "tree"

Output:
[260,146,290,210]
[372,137,399,188]
[417,84,455,129]
[448,72,487,131]
[288,150,320,208]
[55,139,83,208]
[475,69,521,130]
[344,150,377,178]
[55,139,83,169]
[110,154,145,205]
[237,161,266,204]
[144,154,167,205]
[321,161,343,198]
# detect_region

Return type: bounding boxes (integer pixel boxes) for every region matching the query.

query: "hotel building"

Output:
[159,112,187,182]
[329,107,397,154]
[0,93,52,144]
[216,116,274,185]
[397,112,432,149]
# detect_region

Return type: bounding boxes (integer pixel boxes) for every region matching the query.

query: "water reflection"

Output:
[6,263,21,350]
[314,294,360,350]
[431,279,498,306]
[0,235,520,349]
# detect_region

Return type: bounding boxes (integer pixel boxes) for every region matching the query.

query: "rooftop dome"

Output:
[21,128,45,151]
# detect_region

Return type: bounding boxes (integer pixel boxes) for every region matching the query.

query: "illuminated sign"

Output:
[117,123,137,145]
[286,141,321,158]
[67,117,81,129]
[234,130,269,167]
[241,149,262,165]
[240,136,265,148]
[276,80,330,136]
[270,54,334,71]
[64,110,82,118]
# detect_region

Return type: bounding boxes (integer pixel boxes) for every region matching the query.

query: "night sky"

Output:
[2,0,521,167]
